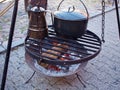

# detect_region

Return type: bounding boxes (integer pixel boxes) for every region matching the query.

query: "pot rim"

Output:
[54,10,89,21]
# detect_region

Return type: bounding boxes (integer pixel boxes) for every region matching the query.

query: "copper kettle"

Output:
[27,6,48,39]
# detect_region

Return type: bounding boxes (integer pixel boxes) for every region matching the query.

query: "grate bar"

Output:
[80,36,100,44]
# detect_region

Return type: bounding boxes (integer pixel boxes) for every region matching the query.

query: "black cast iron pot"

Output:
[53,0,89,38]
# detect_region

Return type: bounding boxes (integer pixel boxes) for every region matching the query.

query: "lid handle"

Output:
[68,6,75,12]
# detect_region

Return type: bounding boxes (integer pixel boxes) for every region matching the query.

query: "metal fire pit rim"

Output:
[25,30,102,66]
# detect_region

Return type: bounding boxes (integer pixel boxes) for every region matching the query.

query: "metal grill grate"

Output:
[25,28,101,66]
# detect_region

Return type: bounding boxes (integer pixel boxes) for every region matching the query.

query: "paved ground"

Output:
[0,0,120,90]
[0,5,120,90]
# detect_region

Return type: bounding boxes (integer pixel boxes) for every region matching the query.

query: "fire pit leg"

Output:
[75,73,86,88]
[25,71,36,84]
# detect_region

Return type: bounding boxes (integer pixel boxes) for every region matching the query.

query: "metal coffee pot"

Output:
[27,6,48,39]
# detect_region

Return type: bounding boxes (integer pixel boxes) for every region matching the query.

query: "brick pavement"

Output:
[0,3,120,90]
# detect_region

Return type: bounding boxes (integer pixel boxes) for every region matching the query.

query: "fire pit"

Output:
[25,27,101,77]
[24,0,101,77]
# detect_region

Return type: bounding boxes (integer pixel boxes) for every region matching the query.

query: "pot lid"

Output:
[54,11,87,21]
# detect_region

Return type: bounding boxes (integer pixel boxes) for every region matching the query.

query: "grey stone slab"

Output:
[11,38,24,48]
[0,45,5,53]
[0,38,24,53]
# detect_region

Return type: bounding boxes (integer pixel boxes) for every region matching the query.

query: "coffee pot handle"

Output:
[45,10,54,27]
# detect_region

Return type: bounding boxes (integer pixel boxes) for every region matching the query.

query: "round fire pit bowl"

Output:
[25,53,88,77]
[25,28,101,77]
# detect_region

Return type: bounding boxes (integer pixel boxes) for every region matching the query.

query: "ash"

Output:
[34,61,81,77]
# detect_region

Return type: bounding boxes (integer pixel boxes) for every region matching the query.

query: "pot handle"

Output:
[45,10,54,26]
[57,0,89,20]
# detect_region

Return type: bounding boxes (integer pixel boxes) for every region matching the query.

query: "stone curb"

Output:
[0,6,119,54]
[90,5,120,19]
[0,38,25,54]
